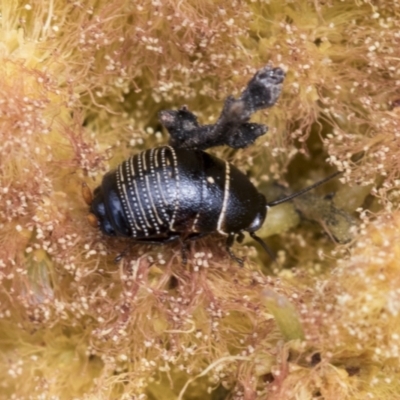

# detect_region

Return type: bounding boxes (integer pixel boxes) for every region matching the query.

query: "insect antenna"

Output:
[266,170,342,208]
[253,170,342,263]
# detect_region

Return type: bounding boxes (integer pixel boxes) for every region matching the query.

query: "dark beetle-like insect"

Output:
[87,145,269,264]
[84,66,340,265]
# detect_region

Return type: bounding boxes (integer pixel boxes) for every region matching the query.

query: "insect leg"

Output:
[180,240,189,266]
[249,232,276,262]
[236,231,245,243]
[114,234,181,263]
[186,232,209,241]
[114,247,130,263]
[226,233,244,267]
[180,233,210,265]
[130,234,181,245]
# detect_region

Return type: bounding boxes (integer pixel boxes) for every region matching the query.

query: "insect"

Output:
[83,146,340,265]
[83,65,340,265]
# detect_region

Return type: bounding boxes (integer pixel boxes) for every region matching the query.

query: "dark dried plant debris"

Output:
[159,65,285,150]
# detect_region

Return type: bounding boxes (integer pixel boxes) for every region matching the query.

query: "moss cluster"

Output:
[1,0,400,399]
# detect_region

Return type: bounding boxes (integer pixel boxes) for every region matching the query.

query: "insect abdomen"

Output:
[116,146,207,237]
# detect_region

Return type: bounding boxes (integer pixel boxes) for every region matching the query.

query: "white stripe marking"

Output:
[132,154,151,233]
[145,175,163,227]
[217,161,230,235]
[118,163,138,233]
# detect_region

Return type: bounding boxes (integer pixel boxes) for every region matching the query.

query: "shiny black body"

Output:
[90,146,266,246]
